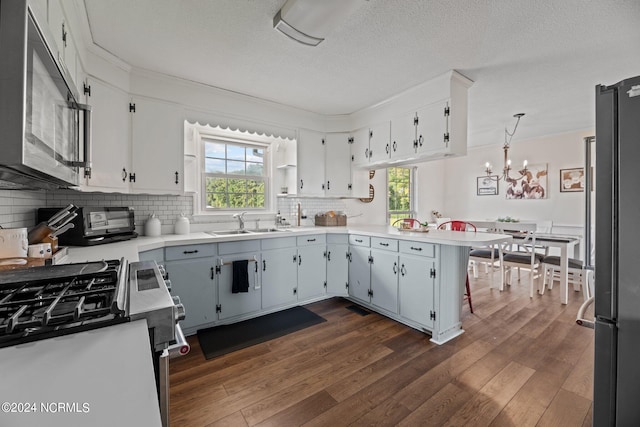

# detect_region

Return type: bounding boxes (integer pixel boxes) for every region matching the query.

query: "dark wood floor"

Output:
[169,270,594,426]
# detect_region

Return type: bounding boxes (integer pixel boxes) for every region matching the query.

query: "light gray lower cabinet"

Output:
[138,248,164,263]
[216,240,261,320]
[398,253,435,330]
[164,244,217,332]
[326,234,349,296]
[370,249,399,314]
[348,241,371,303]
[296,234,327,300]
[261,238,298,309]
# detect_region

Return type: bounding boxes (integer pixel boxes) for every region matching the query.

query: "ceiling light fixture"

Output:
[484,113,527,181]
[273,0,367,47]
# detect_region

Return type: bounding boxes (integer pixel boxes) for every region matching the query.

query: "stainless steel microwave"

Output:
[0,0,92,189]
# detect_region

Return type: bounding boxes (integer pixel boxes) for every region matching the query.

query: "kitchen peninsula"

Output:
[66,225,510,344]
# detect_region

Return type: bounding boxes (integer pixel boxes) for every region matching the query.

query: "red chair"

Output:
[437,220,476,313]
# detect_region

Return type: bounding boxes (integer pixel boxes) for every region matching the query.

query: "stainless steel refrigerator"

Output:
[594,75,640,426]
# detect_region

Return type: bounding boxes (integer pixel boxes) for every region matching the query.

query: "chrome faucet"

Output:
[233,211,247,230]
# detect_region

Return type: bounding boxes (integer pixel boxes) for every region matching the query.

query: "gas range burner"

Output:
[0,259,129,348]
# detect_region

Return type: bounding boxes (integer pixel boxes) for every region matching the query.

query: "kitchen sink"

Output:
[207,230,252,236]
[249,228,288,233]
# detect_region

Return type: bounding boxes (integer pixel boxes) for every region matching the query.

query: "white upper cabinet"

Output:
[416,100,450,154]
[81,77,131,192]
[390,112,417,160]
[47,0,78,89]
[297,129,326,196]
[351,127,370,168]
[324,133,352,197]
[130,97,184,194]
[368,121,392,164]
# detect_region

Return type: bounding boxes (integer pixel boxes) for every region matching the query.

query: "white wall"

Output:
[414,129,594,230]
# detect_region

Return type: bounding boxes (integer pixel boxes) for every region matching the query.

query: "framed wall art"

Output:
[505,163,548,199]
[477,176,499,195]
[560,167,585,192]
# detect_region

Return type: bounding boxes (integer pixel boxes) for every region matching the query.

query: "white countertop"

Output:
[0,320,161,427]
[64,226,511,263]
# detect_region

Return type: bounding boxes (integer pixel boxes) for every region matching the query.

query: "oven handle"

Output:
[168,323,190,359]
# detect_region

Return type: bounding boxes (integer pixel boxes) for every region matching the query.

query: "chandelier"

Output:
[484,113,527,181]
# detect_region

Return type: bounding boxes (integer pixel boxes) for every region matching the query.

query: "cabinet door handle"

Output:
[307,238,316,242]
[385,143,390,154]
[298,255,302,266]
[300,179,304,189]
[327,251,331,261]
[365,148,369,159]
[410,246,422,251]
[392,141,397,151]
[210,267,214,279]
[418,134,423,147]
[175,171,179,184]
[263,260,266,271]
[379,242,389,247]
[355,239,363,243]
[401,264,406,276]
[327,180,330,190]
[121,168,127,182]
[393,262,397,274]
[293,255,297,263]
[183,250,199,254]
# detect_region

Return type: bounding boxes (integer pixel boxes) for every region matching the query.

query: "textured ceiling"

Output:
[83,0,640,146]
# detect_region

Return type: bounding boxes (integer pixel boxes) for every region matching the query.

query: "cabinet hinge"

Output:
[348,137,354,144]
[83,83,91,96]
[351,154,354,161]
[348,183,352,190]
[443,132,450,143]
[368,289,373,297]
[129,172,136,183]
[430,268,436,278]
[369,130,373,139]
[129,103,136,113]
[444,106,450,116]
[413,139,418,149]
[414,116,419,126]
[61,22,67,48]
[215,265,221,274]
[368,255,374,264]
[216,304,222,313]
[324,281,327,288]
[430,310,436,321]
[293,288,297,295]
[322,138,325,145]
[323,251,328,258]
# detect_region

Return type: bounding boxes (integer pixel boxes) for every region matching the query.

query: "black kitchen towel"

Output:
[232,260,249,293]
[197,306,326,360]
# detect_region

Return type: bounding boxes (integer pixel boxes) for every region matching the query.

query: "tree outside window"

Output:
[203,140,267,209]
[388,167,414,225]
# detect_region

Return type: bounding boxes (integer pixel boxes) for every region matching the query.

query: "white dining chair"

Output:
[541,255,593,301]
[496,222,543,298]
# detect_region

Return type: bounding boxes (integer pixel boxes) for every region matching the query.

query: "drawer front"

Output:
[349,235,370,247]
[399,240,436,257]
[371,237,398,252]
[219,239,260,255]
[261,236,297,250]
[327,233,348,244]
[165,243,217,261]
[297,234,327,246]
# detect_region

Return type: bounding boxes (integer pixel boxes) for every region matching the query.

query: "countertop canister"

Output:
[144,214,161,237]
[174,213,190,235]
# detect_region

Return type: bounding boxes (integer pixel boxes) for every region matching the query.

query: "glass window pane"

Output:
[205,158,225,173]
[206,193,228,208]
[228,178,246,192]
[227,160,245,175]
[247,148,264,163]
[246,162,263,176]
[227,145,245,161]
[205,142,225,159]
[247,179,265,193]
[206,177,226,192]
[228,193,247,208]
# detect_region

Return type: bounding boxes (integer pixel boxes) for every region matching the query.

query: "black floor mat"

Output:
[197,306,326,360]
[346,304,371,316]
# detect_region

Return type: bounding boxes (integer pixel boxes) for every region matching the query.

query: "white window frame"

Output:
[201,135,270,212]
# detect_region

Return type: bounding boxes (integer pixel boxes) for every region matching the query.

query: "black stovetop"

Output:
[0,259,129,348]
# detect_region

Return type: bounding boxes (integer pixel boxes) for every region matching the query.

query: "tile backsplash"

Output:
[1,189,352,234]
